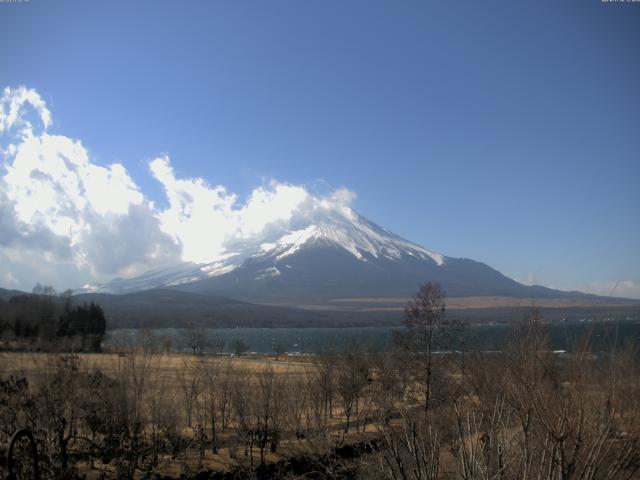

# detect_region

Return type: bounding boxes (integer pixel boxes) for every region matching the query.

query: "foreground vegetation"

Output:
[0,284,638,479]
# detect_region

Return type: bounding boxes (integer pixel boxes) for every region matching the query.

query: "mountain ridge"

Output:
[76,207,628,307]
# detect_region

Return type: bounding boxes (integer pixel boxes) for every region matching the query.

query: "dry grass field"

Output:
[267,295,640,314]
[1,318,639,479]
[0,349,400,478]
[0,351,314,379]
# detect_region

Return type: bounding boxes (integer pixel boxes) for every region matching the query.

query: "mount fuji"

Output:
[80,206,592,307]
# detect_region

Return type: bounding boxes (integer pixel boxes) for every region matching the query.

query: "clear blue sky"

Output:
[1,0,639,295]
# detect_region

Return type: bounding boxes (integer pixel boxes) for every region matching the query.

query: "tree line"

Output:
[0,284,106,352]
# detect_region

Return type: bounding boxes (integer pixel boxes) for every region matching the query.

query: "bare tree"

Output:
[230,370,254,466]
[210,333,225,355]
[399,282,445,414]
[30,354,82,478]
[376,409,441,480]
[253,364,287,463]
[176,358,202,428]
[181,321,211,355]
[336,345,371,434]
[200,356,234,453]
[231,338,250,356]
[315,345,338,424]
[273,342,287,361]
[458,320,640,480]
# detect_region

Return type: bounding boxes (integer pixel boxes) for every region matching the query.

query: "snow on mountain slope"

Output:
[78,204,578,303]
[77,206,447,295]
[78,262,209,294]
[255,209,445,265]
[73,202,617,311]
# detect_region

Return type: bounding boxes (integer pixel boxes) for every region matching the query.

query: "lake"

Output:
[105,319,640,355]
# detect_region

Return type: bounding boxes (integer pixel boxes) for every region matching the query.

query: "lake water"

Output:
[105,320,640,355]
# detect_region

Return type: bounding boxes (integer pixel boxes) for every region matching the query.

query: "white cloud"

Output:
[149,155,239,262]
[513,271,640,300]
[575,280,640,300]
[0,85,357,290]
[149,155,353,263]
[0,85,51,139]
[4,134,145,237]
[514,272,556,289]
[1,271,18,287]
[238,182,310,238]
[0,86,180,289]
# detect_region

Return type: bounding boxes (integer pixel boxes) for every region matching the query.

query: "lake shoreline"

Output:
[104,319,640,355]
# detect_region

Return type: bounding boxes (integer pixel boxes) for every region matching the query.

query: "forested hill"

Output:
[0,288,106,351]
[72,289,395,328]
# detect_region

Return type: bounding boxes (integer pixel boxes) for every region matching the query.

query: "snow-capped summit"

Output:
[255,209,445,265]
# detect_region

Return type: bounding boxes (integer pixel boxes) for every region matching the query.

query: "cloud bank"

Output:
[515,272,640,300]
[575,280,640,300]
[0,86,356,290]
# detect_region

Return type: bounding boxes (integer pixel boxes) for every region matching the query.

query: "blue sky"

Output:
[0,0,639,296]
